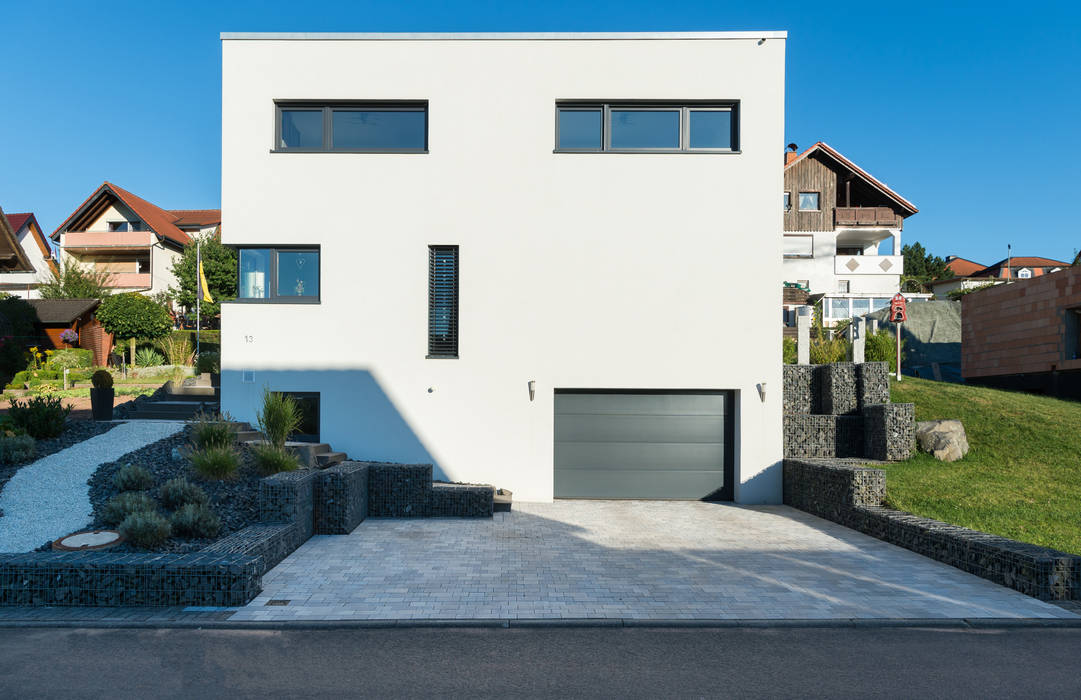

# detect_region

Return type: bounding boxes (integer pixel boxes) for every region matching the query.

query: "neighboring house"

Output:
[0,210,57,298]
[0,206,55,299]
[220,31,786,504]
[50,182,220,297]
[23,298,114,367]
[782,142,921,327]
[928,254,1070,299]
[962,265,1081,399]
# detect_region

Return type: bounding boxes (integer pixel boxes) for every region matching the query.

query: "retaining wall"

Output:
[783,458,1081,601]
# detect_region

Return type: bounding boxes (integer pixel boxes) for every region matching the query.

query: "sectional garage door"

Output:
[554,390,733,500]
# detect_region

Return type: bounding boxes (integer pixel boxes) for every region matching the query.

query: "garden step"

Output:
[235,430,263,442]
[316,451,346,468]
[286,442,331,468]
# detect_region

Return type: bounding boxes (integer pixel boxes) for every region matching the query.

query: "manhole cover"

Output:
[53,530,123,551]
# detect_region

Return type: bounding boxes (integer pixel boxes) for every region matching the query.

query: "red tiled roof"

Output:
[946,257,985,276]
[785,142,918,215]
[984,256,1071,269]
[168,209,221,227]
[51,182,217,248]
[4,213,31,232]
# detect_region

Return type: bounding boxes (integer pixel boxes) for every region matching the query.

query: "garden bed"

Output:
[0,421,118,518]
[86,427,265,553]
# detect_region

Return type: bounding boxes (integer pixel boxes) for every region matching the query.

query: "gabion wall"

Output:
[820,363,860,416]
[783,458,1081,601]
[862,403,915,461]
[782,365,815,415]
[783,414,863,458]
[366,462,495,518]
[315,462,370,534]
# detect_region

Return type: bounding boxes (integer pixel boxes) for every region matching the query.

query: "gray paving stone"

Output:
[228,501,1078,622]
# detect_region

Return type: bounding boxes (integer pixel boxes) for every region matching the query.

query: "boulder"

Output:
[915,420,969,462]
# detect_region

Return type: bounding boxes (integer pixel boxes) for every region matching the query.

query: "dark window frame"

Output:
[230,245,321,304]
[273,101,429,153]
[427,245,459,359]
[283,391,320,443]
[784,191,791,211]
[554,100,740,154]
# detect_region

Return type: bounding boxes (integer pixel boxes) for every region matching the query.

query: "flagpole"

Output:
[196,238,201,358]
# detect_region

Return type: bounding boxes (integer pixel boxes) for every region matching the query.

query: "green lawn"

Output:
[884,377,1081,555]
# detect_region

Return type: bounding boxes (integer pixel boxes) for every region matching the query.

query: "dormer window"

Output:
[1017,268,1033,279]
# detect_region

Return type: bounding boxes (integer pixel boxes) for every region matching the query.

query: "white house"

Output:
[50,182,220,297]
[781,142,921,327]
[0,210,57,298]
[220,32,786,503]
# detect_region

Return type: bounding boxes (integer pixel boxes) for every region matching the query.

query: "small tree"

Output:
[901,242,954,292]
[169,229,237,318]
[38,263,113,299]
[96,293,172,364]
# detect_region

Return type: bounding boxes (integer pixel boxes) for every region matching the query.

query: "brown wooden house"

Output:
[24,299,114,366]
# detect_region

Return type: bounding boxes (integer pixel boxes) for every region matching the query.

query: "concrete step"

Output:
[125,409,205,420]
[286,442,331,468]
[316,451,347,468]
[235,430,263,442]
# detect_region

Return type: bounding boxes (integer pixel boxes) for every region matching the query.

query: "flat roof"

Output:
[220,31,786,41]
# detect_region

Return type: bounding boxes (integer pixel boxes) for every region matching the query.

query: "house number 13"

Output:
[244,335,255,343]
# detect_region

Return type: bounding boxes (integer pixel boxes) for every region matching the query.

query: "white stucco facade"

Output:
[220,32,786,503]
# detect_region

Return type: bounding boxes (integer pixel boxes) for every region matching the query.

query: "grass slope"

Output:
[884,377,1081,555]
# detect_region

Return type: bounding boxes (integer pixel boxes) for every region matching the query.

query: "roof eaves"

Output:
[785,141,919,215]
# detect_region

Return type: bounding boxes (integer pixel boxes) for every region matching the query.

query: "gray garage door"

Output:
[554,391,733,500]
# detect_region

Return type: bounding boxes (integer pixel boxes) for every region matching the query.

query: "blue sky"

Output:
[2,0,1078,265]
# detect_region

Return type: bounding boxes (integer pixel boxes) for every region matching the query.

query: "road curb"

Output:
[1,617,1080,631]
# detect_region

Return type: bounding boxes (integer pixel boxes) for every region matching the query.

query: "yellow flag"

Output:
[198,260,213,303]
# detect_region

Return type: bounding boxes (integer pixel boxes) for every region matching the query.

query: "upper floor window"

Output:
[275,102,427,153]
[555,102,738,153]
[1017,267,1032,279]
[236,247,320,302]
[784,192,791,211]
[798,192,820,211]
[107,221,141,232]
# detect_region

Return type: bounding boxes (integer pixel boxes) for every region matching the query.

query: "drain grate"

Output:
[265,599,291,606]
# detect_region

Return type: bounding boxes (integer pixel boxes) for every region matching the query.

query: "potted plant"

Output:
[59,329,79,348]
[90,370,114,421]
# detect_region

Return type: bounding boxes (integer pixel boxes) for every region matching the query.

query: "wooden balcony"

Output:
[834,207,901,228]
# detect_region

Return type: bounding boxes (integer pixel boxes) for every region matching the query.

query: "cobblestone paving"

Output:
[229,501,1079,622]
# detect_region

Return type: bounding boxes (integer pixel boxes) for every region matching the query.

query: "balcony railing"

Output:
[63,231,153,249]
[834,254,904,276]
[104,272,152,288]
[835,207,900,228]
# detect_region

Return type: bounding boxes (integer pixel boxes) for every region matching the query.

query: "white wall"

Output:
[783,230,901,295]
[220,34,786,503]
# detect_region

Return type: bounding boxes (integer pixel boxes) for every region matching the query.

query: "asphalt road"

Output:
[2,625,1080,698]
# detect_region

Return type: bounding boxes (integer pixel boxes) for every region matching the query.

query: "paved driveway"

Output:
[229,501,1077,622]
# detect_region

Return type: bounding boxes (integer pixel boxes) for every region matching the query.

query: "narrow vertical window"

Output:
[428,245,459,358]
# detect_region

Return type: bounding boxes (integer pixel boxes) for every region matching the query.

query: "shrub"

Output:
[96,292,173,364]
[102,491,157,526]
[865,329,906,372]
[195,351,220,375]
[119,510,171,548]
[169,503,221,539]
[159,477,209,510]
[134,347,165,367]
[249,442,301,475]
[189,445,240,480]
[809,333,850,365]
[782,337,797,364]
[188,410,235,450]
[91,370,113,388]
[257,388,301,448]
[0,434,35,464]
[45,349,93,370]
[112,463,155,492]
[157,332,194,366]
[6,394,70,438]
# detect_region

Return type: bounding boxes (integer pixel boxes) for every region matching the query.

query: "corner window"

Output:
[1017,268,1032,279]
[275,102,427,152]
[555,102,738,152]
[428,245,459,358]
[784,192,791,211]
[798,192,820,211]
[237,247,320,302]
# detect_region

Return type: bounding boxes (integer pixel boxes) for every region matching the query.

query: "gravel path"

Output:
[0,421,185,553]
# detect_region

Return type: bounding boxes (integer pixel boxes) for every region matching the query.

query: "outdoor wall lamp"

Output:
[756,382,767,402]
[528,380,536,402]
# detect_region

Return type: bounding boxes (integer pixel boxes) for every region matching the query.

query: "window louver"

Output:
[428,245,459,357]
